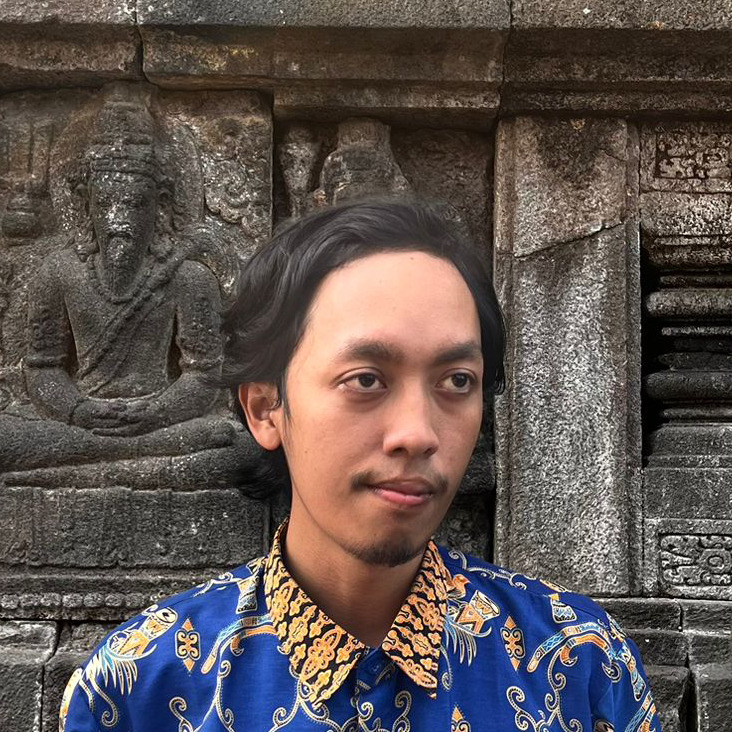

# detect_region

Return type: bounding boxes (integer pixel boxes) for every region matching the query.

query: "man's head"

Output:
[78,86,167,271]
[225,199,504,566]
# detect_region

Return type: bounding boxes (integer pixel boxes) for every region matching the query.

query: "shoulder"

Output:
[174,259,219,290]
[66,555,267,728]
[33,248,78,284]
[437,545,632,668]
[86,554,267,665]
[439,545,608,623]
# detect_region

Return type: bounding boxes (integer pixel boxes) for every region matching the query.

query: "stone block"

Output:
[644,519,732,600]
[641,192,732,238]
[627,629,688,666]
[644,468,732,521]
[138,1,507,122]
[682,601,732,635]
[0,487,266,569]
[274,86,499,131]
[645,665,690,732]
[512,0,731,30]
[139,0,509,28]
[599,598,682,630]
[687,632,732,666]
[694,663,732,732]
[0,487,266,619]
[0,0,140,91]
[494,117,642,595]
[494,117,628,256]
[0,621,56,732]
[504,6,732,114]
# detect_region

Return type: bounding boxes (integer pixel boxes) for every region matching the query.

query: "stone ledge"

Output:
[3,1,732,115]
[0,0,141,91]
[512,0,732,31]
[137,0,510,29]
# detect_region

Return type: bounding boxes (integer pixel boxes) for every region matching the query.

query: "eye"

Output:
[341,372,386,392]
[438,372,475,393]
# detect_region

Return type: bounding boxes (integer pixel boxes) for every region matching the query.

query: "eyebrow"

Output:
[334,338,482,366]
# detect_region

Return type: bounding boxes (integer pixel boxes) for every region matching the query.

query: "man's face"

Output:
[271,250,484,566]
[90,171,157,265]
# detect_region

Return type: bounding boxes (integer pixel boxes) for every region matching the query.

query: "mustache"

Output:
[350,470,449,493]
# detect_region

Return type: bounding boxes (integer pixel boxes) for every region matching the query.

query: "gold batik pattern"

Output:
[263,522,449,706]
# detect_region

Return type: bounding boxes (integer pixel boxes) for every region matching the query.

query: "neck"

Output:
[281,509,426,648]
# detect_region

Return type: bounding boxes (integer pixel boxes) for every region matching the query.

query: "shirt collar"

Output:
[263,521,449,706]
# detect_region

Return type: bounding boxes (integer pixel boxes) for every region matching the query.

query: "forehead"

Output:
[301,250,480,359]
[91,172,155,190]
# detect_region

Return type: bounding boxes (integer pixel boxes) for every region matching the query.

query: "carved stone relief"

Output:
[0,83,270,489]
[277,117,493,253]
[641,121,732,601]
[0,82,271,618]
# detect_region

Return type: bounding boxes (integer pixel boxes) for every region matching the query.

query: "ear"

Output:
[238,383,283,451]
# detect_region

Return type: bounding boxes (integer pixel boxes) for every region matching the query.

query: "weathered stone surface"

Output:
[645,468,732,520]
[0,487,265,569]
[0,0,140,91]
[640,120,732,605]
[645,665,690,732]
[512,1,732,30]
[276,119,494,252]
[645,519,732,600]
[274,87,499,131]
[0,621,56,732]
[683,600,732,635]
[687,632,732,666]
[599,598,682,631]
[504,4,732,114]
[694,663,732,732]
[138,0,510,28]
[435,495,491,559]
[627,629,688,666]
[138,0,506,124]
[494,116,641,595]
[494,117,627,256]
[0,487,266,619]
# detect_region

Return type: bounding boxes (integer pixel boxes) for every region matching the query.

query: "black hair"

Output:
[221,197,505,499]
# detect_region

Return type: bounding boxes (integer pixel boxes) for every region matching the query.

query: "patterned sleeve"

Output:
[59,668,103,732]
[593,615,661,732]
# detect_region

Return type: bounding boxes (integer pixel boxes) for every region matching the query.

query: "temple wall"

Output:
[1,1,731,729]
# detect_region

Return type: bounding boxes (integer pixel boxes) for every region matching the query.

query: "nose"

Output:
[381,383,439,458]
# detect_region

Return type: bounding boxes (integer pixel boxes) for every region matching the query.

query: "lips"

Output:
[367,479,435,508]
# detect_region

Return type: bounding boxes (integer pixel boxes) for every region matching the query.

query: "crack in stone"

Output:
[512,221,626,259]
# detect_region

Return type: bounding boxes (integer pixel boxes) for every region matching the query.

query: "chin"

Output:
[346,534,426,568]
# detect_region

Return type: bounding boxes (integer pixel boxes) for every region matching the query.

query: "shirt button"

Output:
[369,659,384,675]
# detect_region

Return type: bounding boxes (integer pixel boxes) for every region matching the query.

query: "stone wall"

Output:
[1,2,730,730]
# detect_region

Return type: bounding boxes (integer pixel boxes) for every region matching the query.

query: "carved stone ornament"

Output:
[0,82,271,488]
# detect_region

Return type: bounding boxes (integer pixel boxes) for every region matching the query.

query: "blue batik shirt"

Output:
[60,522,660,732]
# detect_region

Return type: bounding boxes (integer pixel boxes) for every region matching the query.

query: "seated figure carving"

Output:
[1,88,243,475]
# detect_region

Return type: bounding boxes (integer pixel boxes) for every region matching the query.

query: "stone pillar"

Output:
[0,621,56,732]
[493,116,642,596]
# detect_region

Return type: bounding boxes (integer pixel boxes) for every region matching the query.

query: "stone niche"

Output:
[0,82,272,619]
[641,121,732,602]
[273,115,497,557]
[640,120,732,731]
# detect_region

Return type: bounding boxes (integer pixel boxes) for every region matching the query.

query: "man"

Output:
[60,200,659,731]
